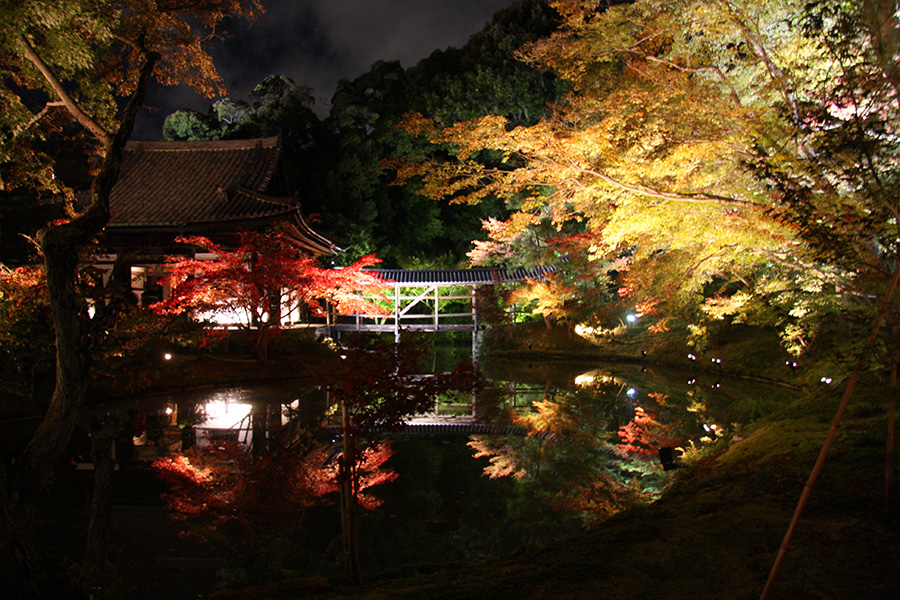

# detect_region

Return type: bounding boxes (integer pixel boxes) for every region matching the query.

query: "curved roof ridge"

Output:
[125,136,280,152]
[233,187,296,207]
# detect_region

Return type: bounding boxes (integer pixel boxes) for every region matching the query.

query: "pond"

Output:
[116,355,800,584]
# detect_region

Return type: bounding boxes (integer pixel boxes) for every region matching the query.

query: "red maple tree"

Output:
[324,336,481,584]
[152,232,391,359]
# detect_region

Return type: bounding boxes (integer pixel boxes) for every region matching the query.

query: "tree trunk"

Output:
[887,316,898,521]
[79,419,117,593]
[0,50,158,599]
[255,325,270,361]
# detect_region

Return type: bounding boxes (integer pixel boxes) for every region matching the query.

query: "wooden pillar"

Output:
[433,285,439,328]
[394,283,401,344]
[471,284,478,364]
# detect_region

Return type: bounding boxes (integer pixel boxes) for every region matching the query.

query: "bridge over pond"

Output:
[322,266,552,357]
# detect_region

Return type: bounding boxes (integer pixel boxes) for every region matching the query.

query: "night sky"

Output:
[134,0,515,139]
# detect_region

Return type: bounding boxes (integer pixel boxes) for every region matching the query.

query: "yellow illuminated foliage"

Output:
[396,0,897,351]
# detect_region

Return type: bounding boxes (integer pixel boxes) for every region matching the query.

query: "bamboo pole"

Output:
[759,264,900,600]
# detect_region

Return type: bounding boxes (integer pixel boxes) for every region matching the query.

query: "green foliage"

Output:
[159,1,566,267]
[162,74,320,196]
[161,109,219,141]
[407,0,567,127]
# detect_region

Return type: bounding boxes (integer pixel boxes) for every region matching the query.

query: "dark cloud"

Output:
[134,0,514,139]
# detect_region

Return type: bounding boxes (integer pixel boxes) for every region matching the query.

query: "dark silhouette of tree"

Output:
[0,2,263,597]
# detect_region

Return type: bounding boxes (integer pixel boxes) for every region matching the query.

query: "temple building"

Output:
[96,136,335,307]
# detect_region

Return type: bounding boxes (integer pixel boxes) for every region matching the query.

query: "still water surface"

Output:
[131,356,799,576]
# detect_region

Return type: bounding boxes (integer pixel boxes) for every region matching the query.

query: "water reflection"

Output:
[118,382,323,461]
[128,361,798,489]
[121,359,800,579]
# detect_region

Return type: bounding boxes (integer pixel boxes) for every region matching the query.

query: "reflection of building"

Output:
[118,384,325,462]
[94,136,335,310]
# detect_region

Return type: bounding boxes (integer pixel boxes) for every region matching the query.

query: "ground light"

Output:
[626,313,637,324]
[163,352,172,361]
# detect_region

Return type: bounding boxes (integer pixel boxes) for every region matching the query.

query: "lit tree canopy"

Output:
[396,0,900,351]
[1,0,263,194]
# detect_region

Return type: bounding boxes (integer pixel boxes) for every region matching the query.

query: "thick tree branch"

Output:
[11,101,65,141]
[645,56,743,105]
[565,160,759,207]
[16,35,112,146]
[475,159,758,208]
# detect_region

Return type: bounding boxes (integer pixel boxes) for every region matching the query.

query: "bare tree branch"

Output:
[11,100,64,140]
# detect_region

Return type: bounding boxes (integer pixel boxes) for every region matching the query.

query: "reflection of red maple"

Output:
[324,336,481,584]
[616,407,682,456]
[468,436,524,480]
[153,438,397,540]
[154,440,334,538]
[326,441,397,510]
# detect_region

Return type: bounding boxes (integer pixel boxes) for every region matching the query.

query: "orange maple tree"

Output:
[616,406,685,458]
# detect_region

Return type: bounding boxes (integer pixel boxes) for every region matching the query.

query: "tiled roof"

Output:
[103,136,338,255]
[108,137,286,226]
[362,266,554,286]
